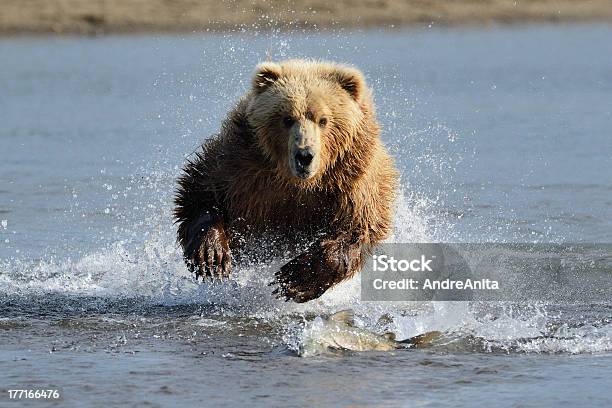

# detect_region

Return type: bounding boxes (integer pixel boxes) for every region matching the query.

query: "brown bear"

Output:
[174,59,398,302]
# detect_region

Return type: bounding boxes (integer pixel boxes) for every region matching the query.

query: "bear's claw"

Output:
[185,217,232,281]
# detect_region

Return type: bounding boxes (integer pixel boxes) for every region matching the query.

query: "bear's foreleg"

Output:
[175,149,232,280]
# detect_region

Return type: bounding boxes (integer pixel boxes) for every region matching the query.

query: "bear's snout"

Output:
[288,123,321,180]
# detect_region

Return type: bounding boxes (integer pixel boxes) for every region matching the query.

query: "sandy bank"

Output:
[1,0,612,35]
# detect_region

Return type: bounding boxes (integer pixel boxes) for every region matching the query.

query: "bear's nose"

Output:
[295,149,314,168]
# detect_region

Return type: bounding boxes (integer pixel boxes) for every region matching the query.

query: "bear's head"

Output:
[246,59,374,185]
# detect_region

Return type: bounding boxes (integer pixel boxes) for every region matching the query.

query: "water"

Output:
[1,25,611,406]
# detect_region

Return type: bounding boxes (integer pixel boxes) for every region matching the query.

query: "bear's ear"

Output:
[327,66,366,102]
[252,62,282,93]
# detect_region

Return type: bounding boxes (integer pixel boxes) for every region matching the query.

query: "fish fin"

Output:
[383,332,396,341]
[328,309,355,326]
[399,331,442,348]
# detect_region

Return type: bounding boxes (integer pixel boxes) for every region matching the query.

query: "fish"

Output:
[298,309,441,356]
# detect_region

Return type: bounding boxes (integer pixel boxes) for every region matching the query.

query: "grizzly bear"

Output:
[174,59,398,302]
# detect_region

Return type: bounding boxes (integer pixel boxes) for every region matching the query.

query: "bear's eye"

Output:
[283,116,295,128]
[318,117,328,127]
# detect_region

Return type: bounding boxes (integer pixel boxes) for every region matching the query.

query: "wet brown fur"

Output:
[174,59,398,302]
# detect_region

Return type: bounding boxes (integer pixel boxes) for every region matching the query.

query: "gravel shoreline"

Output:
[2,0,612,35]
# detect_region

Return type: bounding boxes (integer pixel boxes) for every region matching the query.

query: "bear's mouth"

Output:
[293,149,315,179]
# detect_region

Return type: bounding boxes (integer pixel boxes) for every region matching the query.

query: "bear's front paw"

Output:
[271,250,334,303]
[271,238,361,303]
[185,217,232,280]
